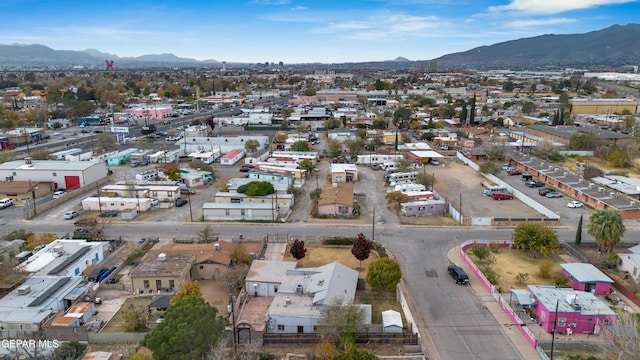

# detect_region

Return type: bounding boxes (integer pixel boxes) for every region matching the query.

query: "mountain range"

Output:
[1,23,639,70]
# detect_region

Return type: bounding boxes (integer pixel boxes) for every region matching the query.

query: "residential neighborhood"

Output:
[1,59,640,360]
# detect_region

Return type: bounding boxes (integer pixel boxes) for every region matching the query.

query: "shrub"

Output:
[539,259,554,279]
[515,273,529,286]
[489,242,501,253]
[482,267,500,285]
[324,237,355,245]
[470,245,491,259]
[552,270,569,287]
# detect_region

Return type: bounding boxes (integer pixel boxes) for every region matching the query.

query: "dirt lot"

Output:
[433,159,542,219]
[466,247,565,291]
[283,245,379,279]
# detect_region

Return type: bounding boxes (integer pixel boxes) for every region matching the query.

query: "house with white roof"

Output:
[618,245,640,283]
[266,262,359,334]
[0,158,107,191]
[245,260,298,296]
[560,263,614,295]
[18,239,109,277]
[526,285,618,335]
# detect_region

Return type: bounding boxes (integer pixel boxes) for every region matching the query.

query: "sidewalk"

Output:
[448,246,541,360]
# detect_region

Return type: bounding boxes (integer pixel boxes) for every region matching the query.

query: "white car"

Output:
[64,210,80,219]
[567,201,583,208]
[150,199,159,206]
[52,189,67,199]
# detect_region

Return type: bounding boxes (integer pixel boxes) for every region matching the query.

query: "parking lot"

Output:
[431,160,542,219]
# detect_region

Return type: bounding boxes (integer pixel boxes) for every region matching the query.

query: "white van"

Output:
[0,198,14,209]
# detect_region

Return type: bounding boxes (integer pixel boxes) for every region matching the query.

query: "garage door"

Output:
[65,176,81,190]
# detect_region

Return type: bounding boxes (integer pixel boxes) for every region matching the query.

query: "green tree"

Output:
[587,209,626,253]
[316,298,366,346]
[95,133,117,151]
[370,120,388,130]
[237,181,274,196]
[366,258,402,290]
[575,215,583,247]
[607,145,629,168]
[170,280,202,306]
[394,158,414,173]
[415,172,434,189]
[328,139,343,157]
[244,139,260,153]
[52,341,87,360]
[290,239,307,260]
[393,107,412,129]
[291,140,310,151]
[30,149,51,160]
[304,88,317,96]
[512,223,560,257]
[163,166,182,181]
[298,158,315,176]
[326,118,342,130]
[230,244,252,265]
[274,132,288,143]
[337,342,379,360]
[345,138,365,157]
[522,101,537,115]
[0,150,17,164]
[143,295,227,360]
[478,161,501,175]
[569,132,597,150]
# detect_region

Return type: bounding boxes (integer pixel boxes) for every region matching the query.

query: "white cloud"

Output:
[488,0,635,16]
[250,0,290,5]
[503,18,578,27]
[323,13,440,41]
[290,6,306,11]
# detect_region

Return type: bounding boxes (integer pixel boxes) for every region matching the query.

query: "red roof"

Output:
[221,149,243,159]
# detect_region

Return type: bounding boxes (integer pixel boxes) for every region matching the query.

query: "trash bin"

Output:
[239,233,244,240]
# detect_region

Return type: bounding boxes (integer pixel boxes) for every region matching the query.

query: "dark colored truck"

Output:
[447,265,470,285]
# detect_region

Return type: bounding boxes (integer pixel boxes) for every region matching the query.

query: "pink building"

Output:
[527,285,617,334]
[560,263,613,295]
[131,106,174,119]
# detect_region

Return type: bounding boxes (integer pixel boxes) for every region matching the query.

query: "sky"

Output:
[0,0,638,64]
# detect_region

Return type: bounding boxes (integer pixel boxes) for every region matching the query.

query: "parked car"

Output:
[180,188,196,195]
[175,198,188,207]
[0,198,15,209]
[507,169,522,176]
[52,189,67,199]
[538,188,553,196]
[429,159,440,165]
[100,210,118,217]
[525,180,545,188]
[545,192,562,198]
[150,199,159,206]
[447,265,470,285]
[492,192,514,200]
[371,164,381,171]
[81,129,91,134]
[64,211,80,220]
[567,201,583,208]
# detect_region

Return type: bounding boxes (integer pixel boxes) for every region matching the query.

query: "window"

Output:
[143,280,150,289]
[74,268,80,275]
[169,280,174,289]
[558,318,566,326]
[200,265,204,269]
[274,286,278,293]
[277,324,284,331]
[241,210,245,216]
[225,209,230,215]
[156,280,162,290]
[52,172,57,177]
[604,319,610,326]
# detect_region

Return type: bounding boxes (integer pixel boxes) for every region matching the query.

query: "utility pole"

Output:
[371,206,376,243]
[550,299,559,360]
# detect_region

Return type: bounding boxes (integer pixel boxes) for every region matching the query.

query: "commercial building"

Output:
[0,158,108,191]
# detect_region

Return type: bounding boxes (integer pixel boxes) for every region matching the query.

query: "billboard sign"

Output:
[111,126,129,134]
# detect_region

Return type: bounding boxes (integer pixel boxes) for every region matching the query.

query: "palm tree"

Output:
[587,209,626,253]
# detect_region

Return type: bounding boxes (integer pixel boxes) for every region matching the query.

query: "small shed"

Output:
[382,310,403,333]
[560,263,613,295]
